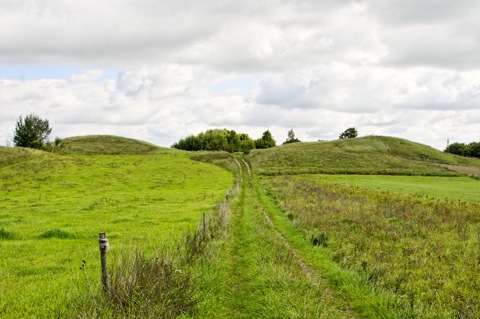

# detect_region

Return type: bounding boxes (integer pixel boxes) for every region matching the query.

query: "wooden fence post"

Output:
[203,212,206,235]
[98,232,109,293]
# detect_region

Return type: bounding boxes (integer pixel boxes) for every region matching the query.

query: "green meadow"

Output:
[1,134,480,318]
[302,174,480,203]
[0,137,234,317]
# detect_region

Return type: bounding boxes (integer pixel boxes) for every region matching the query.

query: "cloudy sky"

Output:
[1,0,479,150]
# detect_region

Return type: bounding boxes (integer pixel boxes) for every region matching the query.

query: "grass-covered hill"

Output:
[0,146,53,169]
[48,135,164,155]
[247,135,480,176]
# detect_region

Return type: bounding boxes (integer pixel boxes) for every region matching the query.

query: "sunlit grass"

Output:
[0,149,234,317]
[247,136,480,176]
[261,175,480,318]
[302,174,480,203]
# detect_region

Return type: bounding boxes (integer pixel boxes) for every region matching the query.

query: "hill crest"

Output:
[48,135,163,155]
[247,135,480,176]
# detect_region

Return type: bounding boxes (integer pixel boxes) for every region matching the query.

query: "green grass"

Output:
[3,134,480,318]
[0,146,52,169]
[0,140,234,318]
[301,175,480,203]
[260,175,480,318]
[247,136,480,176]
[45,135,163,155]
[190,160,355,318]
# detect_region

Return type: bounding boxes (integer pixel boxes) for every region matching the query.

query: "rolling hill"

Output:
[247,135,480,176]
[47,135,164,155]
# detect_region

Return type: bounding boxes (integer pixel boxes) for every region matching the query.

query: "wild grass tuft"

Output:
[72,183,239,318]
[38,228,77,239]
[0,227,18,240]
[105,250,197,319]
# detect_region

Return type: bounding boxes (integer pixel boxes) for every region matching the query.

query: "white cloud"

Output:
[0,0,479,150]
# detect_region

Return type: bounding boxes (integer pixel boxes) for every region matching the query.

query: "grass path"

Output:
[196,157,356,318]
[193,155,422,318]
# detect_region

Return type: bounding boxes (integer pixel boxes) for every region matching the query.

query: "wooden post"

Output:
[98,232,109,293]
[202,212,207,235]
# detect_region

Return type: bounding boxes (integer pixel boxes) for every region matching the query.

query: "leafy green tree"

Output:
[171,135,204,151]
[466,142,480,158]
[238,133,256,154]
[13,113,52,149]
[445,142,467,156]
[203,129,229,151]
[444,141,480,158]
[283,129,300,145]
[255,130,276,149]
[226,130,240,153]
[339,127,358,139]
[172,129,255,153]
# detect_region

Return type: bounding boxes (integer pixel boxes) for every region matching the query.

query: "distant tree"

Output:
[172,129,256,153]
[203,129,229,151]
[226,130,241,153]
[283,129,300,145]
[445,142,467,156]
[171,135,204,151]
[466,142,480,158]
[445,141,480,158]
[255,130,276,149]
[339,127,358,139]
[13,113,52,149]
[238,133,256,154]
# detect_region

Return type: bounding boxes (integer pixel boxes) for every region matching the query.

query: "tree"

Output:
[255,130,276,149]
[283,129,300,145]
[171,129,255,153]
[238,133,256,154]
[466,142,480,158]
[444,142,467,156]
[13,113,52,149]
[339,127,358,139]
[445,141,480,158]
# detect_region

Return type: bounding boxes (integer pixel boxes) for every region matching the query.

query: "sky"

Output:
[1,0,479,150]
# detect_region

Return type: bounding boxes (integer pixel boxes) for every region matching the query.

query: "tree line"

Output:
[10,112,360,153]
[445,141,480,158]
[171,129,276,153]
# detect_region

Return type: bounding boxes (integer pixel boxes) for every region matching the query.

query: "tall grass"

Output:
[262,175,480,318]
[70,182,240,318]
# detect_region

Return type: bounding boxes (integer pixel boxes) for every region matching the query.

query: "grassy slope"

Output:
[47,135,163,155]
[0,146,53,168]
[248,136,480,176]
[247,137,480,318]
[0,137,234,318]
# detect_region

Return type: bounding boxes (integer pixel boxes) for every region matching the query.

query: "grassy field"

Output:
[0,137,234,318]
[302,174,480,203]
[2,134,480,318]
[248,137,480,318]
[260,175,480,318]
